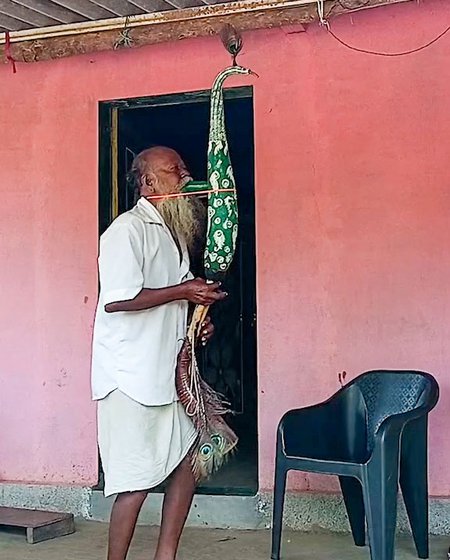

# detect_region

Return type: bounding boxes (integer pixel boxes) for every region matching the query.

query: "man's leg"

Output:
[154,457,196,560]
[108,490,148,560]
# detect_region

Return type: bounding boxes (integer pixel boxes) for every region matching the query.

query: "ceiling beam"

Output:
[88,0,146,17]
[0,11,32,30]
[127,0,172,12]
[49,0,116,20]
[0,0,413,64]
[9,0,84,24]
[0,0,61,27]
[161,1,205,8]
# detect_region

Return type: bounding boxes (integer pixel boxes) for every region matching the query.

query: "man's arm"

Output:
[105,278,226,313]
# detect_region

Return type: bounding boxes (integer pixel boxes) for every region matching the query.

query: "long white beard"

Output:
[156,196,204,253]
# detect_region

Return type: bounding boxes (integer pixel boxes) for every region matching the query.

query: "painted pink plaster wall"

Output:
[0,0,449,494]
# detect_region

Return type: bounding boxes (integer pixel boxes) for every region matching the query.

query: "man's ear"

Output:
[146,172,158,189]
[141,173,156,196]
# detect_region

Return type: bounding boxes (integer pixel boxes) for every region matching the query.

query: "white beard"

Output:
[155,196,204,253]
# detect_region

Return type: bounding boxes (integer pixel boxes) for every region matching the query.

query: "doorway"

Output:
[98,87,257,495]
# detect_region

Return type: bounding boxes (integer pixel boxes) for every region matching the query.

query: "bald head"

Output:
[131,146,192,199]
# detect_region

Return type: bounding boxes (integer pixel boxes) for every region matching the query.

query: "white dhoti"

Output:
[97,390,197,497]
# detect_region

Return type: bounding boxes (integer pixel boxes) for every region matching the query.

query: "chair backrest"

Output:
[351,370,438,452]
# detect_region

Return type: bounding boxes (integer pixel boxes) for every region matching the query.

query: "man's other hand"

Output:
[200,316,215,346]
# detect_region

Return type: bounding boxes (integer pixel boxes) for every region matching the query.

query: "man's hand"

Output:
[105,279,226,313]
[182,278,227,306]
[199,316,215,346]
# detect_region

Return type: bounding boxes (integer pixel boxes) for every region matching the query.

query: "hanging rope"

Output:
[145,188,235,201]
[114,16,134,50]
[317,0,330,29]
[327,24,450,57]
[4,32,17,73]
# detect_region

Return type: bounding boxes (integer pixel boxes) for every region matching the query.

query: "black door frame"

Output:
[98,86,253,234]
[97,86,258,495]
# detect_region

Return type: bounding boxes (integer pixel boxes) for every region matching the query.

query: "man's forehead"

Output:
[146,148,183,169]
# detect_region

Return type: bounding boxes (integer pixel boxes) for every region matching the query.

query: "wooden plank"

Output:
[4,6,312,59]
[98,103,114,234]
[0,0,60,27]
[0,507,75,545]
[163,0,207,8]
[88,0,146,17]
[13,0,85,23]
[26,517,75,544]
[0,0,413,62]
[0,12,33,30]
[49,0,117,19]
[106,84,252,108]
[127,0,174,11]
[0,506,72,528]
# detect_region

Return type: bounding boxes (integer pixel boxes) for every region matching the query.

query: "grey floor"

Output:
[0,521,448,560]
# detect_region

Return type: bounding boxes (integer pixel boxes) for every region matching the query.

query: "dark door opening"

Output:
[98,87,257,496]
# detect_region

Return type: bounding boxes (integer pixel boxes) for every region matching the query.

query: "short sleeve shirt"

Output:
[91,198,191,406]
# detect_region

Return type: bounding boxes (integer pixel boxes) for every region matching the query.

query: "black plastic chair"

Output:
[271,370,439,560]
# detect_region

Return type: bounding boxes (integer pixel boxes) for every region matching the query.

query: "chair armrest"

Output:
[278,384,368,462]
[374,406,429,443]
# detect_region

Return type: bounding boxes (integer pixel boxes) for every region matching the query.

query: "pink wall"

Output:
[0,0,449,494]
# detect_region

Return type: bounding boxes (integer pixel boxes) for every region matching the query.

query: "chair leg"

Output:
[400,419,429,559]
[271,463,288,560]
[339,476,366,546]
[362,459,399,560]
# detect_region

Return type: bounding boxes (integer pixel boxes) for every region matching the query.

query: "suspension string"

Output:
[145,188,235,201]
[317,0,330,30]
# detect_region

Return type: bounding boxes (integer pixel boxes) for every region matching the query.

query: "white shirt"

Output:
[91,198,191,406]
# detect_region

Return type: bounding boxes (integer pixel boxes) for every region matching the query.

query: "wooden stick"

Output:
[197,306,210,337]
[187,304,205,340]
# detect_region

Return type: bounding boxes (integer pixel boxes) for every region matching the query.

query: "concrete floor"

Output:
[0,521,448,560]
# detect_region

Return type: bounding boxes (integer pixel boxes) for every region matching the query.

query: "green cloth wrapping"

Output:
[204,66,251,279]
[183,66,251,280]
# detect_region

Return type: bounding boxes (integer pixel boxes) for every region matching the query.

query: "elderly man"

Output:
[91,146,226,560]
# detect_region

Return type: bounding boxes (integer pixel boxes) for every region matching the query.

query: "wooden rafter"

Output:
[0,0,413,64]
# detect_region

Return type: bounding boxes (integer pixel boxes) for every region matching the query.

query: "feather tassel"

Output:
[176,337,238,482]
